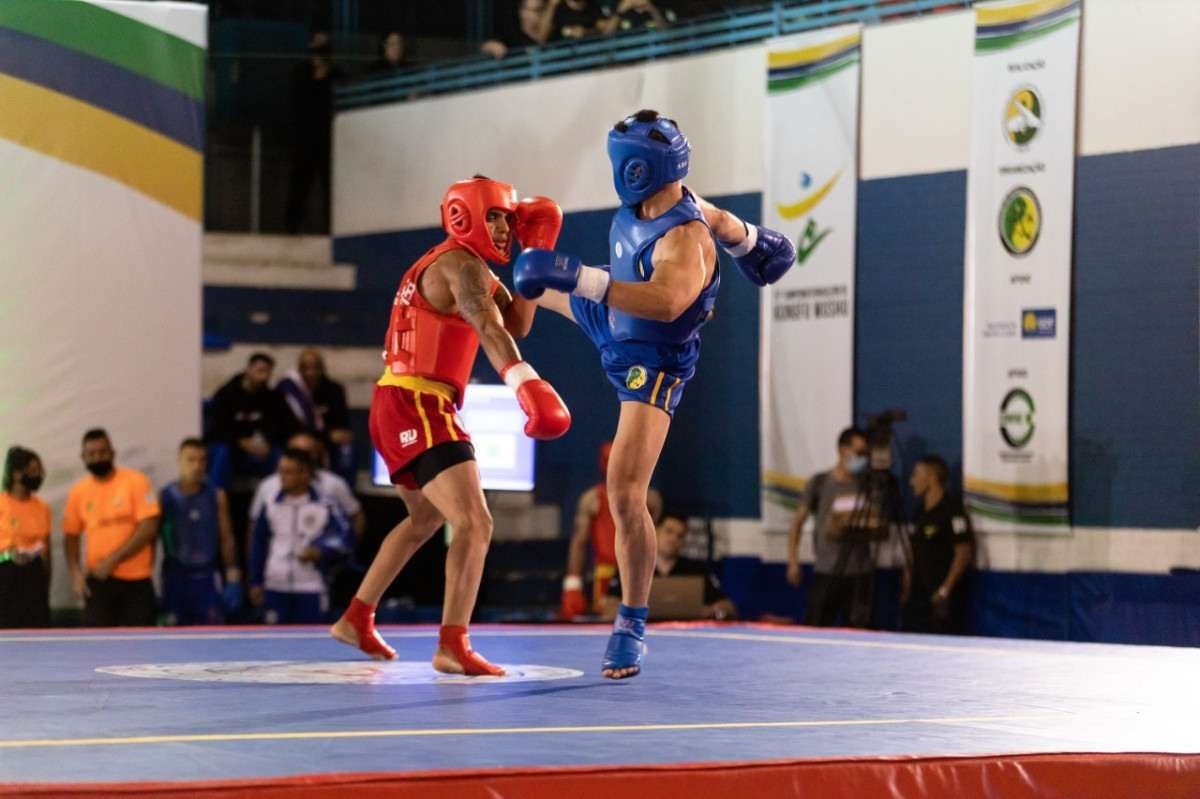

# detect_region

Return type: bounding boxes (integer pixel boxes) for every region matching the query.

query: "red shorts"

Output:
[369,384,472,489]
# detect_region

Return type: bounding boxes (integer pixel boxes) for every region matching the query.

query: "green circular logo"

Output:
[999,187,1042,256]
[625,365,648,390]
[999,387,1036,449]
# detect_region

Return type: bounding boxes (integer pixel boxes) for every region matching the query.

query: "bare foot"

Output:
[432,645,505,677]
[601,665,640,679]
[330,617,396,661]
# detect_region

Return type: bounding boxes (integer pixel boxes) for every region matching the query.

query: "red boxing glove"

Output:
[560,576,588,620]
[515,196,563,251]
[501,361,571,440]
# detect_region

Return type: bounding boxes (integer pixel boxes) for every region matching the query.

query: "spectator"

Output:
[552,0,604,40]
[206,352,296,490]
[598,0,674,35]
[63,429,160,627]
[248,448,353,624]
[275,348,354,484]
[285,31,344,234]
[902,455,974,634]
[786,427,874,628]
[0,446,52,628]
[518,0,557,45]
[370,31,408,73]
[159,439,239,626]
[250,432,364,539]
[602,512,736,621]
[560,441,661,618]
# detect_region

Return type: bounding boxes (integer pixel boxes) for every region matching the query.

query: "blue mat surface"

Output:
[2,624,1198,784]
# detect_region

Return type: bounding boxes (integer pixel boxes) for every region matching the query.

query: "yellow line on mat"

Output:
[0,715,1055,749]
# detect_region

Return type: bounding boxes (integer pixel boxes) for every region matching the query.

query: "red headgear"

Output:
[440,177,519,265]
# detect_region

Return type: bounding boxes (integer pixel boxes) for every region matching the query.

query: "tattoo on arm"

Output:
[455,261,498,325]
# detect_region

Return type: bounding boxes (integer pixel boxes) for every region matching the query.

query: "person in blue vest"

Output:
[159,438,239,625]
[514,109,795,678]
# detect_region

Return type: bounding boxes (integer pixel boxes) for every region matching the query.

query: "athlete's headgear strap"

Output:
[440,177,519,264]
[606,114,690,207]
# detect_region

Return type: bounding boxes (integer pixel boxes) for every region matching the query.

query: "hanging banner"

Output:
[963,0,1080,533]
[760,25,860,532]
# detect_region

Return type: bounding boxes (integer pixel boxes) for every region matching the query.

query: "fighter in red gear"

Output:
[331,176,569,676]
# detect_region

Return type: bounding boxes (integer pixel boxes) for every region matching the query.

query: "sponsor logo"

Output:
[399,429,419,447]
[625,365,648,390]
[615,240,624,259]
[1003,86,1043,149]
[998,186,1041,256]
[776,170,839,266]
[398,281,417,305]
[1021,308,1056,338]
[999,387,1036,449]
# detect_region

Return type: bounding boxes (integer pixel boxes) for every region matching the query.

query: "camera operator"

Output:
[787,427,875,627]
[902,455,973,634]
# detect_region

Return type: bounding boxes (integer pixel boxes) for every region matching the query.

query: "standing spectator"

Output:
[285,31,344,234]
[560,441,660,618]
[601,512,736,621]
[786,427,875,628]
[248,448,353,624]
[206,353,296,490]
[63,429,160,627]
[275,348,354,484]
[249,432,364,539]
[159,439,239,626]
[902,455,974,634]
[0,446,52,628]
[598,0,674,35]
[370,31,408,73]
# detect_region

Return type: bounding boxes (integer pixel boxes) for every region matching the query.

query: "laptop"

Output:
[648,575,707,621]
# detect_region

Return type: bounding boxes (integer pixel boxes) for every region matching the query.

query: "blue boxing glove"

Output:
[222,569,243,613]
[514,248,611,303]
[722,223,796,287]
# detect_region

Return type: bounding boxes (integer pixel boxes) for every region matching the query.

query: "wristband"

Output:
[572,265,611,303]
[722,222,757,258]
[563,575,583,591]
[501,361,539,390]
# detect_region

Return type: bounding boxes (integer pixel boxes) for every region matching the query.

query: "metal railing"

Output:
[336,0,974,110]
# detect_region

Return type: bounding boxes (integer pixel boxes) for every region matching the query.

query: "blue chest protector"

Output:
[160,482,220,569]
[608,188,720,345]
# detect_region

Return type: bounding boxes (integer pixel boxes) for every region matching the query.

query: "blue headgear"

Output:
[606,114,690,206]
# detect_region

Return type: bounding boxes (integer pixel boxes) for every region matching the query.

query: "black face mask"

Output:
[19,474,43,492]
[86,460,114,478]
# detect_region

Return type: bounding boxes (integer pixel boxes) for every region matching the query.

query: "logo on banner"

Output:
[999,388,1036,449]
[776,170,839,265]
[999,187,1042,256]
[1004,86,1043,149]
[1021,308,1056,338]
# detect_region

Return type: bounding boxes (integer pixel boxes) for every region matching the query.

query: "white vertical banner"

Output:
[964,0,1080,533]
[760,25,860,532]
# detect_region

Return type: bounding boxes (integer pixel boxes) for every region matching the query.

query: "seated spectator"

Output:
[159,439,239,626]
[249,448,353,624]
[598,0,674,35]
[250,432,364,539]
[0,446,52,628]
[370,31,408,72]
[603,512,736,621]
[63,429,160,627]
[560,441,661,619]
[206,353,296,490]
[902,455,973,634]
[275,348,354,485]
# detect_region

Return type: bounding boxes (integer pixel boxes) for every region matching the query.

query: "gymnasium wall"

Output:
[0,1,206,608]
[322,1,1199,641]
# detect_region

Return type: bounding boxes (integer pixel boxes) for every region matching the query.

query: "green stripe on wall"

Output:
[0,0,203,99]
[975,14,1078,53]
[767,55,858,94]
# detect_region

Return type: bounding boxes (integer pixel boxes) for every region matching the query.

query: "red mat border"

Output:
[3,752,1199,798]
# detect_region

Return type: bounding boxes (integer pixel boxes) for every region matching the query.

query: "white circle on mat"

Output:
[96,661,583,685]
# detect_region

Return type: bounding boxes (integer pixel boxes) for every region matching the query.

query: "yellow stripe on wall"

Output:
[763,470,809,492]
[964,476,1069,503]
[976,0,1075,26]
[768,33,860,70]
[0,74,201,221]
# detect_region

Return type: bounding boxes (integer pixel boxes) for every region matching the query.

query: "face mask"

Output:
[847,455,868,475]
[86,460,114,478]
[19,474,43,492]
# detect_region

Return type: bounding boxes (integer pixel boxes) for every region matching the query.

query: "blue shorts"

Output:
[570,296,698,417]
[161,561,223,625]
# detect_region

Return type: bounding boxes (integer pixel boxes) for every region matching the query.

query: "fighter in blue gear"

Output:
[515,110,795,678]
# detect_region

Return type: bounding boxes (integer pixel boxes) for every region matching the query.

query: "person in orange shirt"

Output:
[62,429,161,627]
[0,446,53,628]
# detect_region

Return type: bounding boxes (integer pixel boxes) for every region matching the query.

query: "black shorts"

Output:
[393,440,476,490]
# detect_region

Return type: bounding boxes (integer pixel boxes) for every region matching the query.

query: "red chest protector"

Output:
[382,239,498,407]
